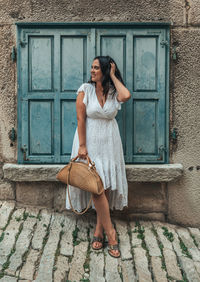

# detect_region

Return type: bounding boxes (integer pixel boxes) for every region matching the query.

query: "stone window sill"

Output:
[3,163,183,183]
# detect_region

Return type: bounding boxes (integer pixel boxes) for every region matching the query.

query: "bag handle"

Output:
[71,155,95,168]
[67,160,93,215]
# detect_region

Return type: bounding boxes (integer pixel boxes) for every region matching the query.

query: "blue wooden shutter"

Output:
[18,28,95,163]
[17,25,169,164]
[96,27,169,163]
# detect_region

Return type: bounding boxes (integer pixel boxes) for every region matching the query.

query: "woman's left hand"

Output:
[110,62,116,78]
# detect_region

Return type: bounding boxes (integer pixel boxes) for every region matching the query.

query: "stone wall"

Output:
[0,0,200,226]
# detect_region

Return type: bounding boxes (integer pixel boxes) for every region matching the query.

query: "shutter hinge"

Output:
[146,145,167,161]
[160,40,169,48]
[20,40,27,48]
[11,46,17,62]
[8,127,17,142]
[21,145,30,161]
[157,145,167,161]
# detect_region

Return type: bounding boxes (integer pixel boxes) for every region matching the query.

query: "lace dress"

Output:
[66,82,128,211]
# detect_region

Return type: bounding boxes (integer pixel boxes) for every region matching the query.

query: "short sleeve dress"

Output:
[66,82,128,211]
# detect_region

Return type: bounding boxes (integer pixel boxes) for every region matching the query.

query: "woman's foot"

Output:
[107,228,121,258]
[92,228,104,250]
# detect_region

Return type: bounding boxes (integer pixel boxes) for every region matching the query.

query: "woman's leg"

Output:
[92,189,110,248]
[92,191,120,257]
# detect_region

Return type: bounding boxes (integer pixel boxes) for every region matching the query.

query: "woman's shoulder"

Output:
[77,82,94,94]
[77,82,93,94]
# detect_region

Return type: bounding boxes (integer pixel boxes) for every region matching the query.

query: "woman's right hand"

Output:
[78,145,88,159]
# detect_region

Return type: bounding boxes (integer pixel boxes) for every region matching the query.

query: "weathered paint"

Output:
[17,25,169,164]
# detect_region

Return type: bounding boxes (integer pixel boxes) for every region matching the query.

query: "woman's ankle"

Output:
[106,228,118,244]
[94,226,104,238]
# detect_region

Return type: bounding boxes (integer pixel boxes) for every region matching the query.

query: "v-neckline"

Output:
[94,85,108,109]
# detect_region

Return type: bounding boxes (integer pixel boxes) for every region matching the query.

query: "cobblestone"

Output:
[0,208,25,266]
[188,227,200,248]
[53,255,69,281]
[178,256,200,281]
[31,209,52,250]
[90,251,105,282]
[8,207,39,274]
[0,201,15,229]
[34,213,64,282]
[19,249,39,280]
[0,201,199,281]
[60,213,76,256]
[151,256,167,282]
[68,241,88,281]
[105,248,121,282]
[163,248,182,280]
[176,227,200,261]
[140,220,161,257]
[115,219,132,260]
[134,247,152,281]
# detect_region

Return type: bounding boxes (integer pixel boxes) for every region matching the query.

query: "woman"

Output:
[66,55,131,258]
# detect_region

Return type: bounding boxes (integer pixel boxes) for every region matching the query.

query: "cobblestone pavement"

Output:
[0,201,200,282]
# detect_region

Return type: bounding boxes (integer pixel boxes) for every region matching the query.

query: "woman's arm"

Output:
[76,91,88,159]
[110,62,131,102]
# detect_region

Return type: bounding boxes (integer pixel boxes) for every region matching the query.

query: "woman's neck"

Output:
[95,81,103,92]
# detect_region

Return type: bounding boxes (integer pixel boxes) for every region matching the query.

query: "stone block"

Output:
[176,227,200,262]
[34,213,64,281]
[53,182,66,212]
[139,221,161,257]
[115,219,132,260]
[120,260,136,282]
[31,209,51,250]
[151,256,167,282]
[130,221,142,248]
[189,0,200,26]
[0,0,184,25]
[8,210,38,273]
[134,247,152,281]
[0,208,25,266]
[0,180,15,200]
[60,214,76,256]
[16,182,54,208]
[68,241,88,281]
[0,201,15,228]
[188,227,200,248]
[90,252,105,282]
[128,182,167,213]
[178,256,200,282]
[0,276,17,282]
[163,248,182,280]
[105,248,121,282]
[152,221,173,250]
[127,212,165,222]
[126,164,183,182]
[19,249,39,280]
[53,255,69,282]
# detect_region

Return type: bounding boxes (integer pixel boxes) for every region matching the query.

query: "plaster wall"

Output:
[0,0,199,226]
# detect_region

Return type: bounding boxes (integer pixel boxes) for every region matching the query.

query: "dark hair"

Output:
[88,55,125,97]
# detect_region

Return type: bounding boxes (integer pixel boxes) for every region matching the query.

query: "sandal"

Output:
[107,229,121,258]
[91,236,104,250]
[108,243,121,258]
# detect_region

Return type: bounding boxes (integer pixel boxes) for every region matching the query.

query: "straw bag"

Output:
[56,155,104,215]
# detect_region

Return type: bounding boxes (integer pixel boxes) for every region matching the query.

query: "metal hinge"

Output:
[8,127,17,142]
[11,46,17,62]
[157,145,167,161]
[146,145,167,161]
[160,40,169,48]
[21,145,30,161]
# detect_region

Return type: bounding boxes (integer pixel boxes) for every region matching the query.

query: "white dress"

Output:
[66,82,128,211]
